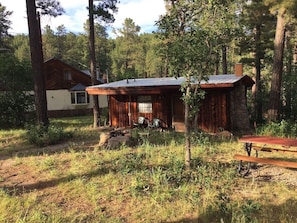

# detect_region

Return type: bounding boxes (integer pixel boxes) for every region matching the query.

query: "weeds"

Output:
[256,119,297,137]
[25,124,73,147]
[1,116,297,222]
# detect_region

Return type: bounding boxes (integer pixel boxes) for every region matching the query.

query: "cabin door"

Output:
[172,95,185,132]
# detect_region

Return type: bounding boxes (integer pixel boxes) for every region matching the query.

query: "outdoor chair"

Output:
[133,116,149,128]
[148,118,161,128]
[148,118,166,131]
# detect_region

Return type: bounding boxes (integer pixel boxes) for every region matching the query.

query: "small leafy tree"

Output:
[157,0,217,168]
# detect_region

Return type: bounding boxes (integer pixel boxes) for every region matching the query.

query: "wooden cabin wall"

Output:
[171,95,185,131]
[130,95,142,125]
[109,94,172,128]
[172,90,230,132]
[109,95,129,127]
[105,82,252,133]
[44,60,93,90]
[131,95,171,127]
[197,89,229,132]
[152,94,171,128]
[108,88,250,133]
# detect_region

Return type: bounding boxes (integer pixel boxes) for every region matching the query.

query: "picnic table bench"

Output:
[234,135,297,176]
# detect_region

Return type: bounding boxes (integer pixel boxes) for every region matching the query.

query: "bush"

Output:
[25,124,73,147]
[0,54,34,129]
[256,120,297,137]
[0,91,34,128]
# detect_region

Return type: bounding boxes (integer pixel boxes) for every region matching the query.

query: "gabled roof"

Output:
[81,69,105,83]
[69,83,86,91]
[44,57,103,84]
[86,74,254,95]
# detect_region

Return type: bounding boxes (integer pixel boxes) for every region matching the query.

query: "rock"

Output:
[99,132,110,147]
[106,135,130,150]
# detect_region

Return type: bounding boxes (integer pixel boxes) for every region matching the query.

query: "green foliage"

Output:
[9,34,31,62]
[231,200,261,222]
[157,1,221,122]
[256,120,297,137]
[36,0,65,17]
[0,3,12,48]
[0,91,34,128]
[0,54,34,128]
[25,124,73,147]
[1,116,297,222]
[0,54,32,90]
[92,0,119,24]
[114,152,146,174]
[111,18,141,79]
[190,130,211,147]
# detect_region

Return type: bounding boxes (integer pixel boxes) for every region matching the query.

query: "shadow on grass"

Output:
[1,159,114,196]
[0,140,98,161]
[163,198,297,223]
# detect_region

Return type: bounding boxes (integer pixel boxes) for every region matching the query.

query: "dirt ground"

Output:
[0,141,98,192]
[245,164,297,187]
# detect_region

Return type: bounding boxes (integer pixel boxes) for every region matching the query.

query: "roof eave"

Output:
[86,85,180,95]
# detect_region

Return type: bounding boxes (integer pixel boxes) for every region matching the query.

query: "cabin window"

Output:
[137,96,152,113]
[71,91,89,104]
[64,70,72,81]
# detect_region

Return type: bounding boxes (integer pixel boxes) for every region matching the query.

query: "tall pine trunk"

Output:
[268,11,286,121]
[26,0,49,126]
[89,0,100,127]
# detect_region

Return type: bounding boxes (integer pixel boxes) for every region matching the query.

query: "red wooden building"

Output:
[86,70,254,133]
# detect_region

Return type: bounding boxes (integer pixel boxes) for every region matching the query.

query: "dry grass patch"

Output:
[1,116,297,222]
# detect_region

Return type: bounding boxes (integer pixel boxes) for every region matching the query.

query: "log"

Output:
[234,154,297,169]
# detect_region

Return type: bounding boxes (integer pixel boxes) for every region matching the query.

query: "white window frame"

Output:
[71,91,89,105]
[137,95,152,113]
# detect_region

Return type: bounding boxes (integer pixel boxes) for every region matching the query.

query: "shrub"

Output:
[0,91,34,128]
[25,124,73,147]
[256,120,297,137]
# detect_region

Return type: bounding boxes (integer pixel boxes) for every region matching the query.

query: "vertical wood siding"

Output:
[198,90,229,132]
[109,88,236,133]
[109,95,129,127]
[110,94,172,128]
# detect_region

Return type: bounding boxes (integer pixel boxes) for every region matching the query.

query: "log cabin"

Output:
[86,64,254,133]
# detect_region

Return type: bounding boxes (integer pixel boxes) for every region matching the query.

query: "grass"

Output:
[1,116,297,222]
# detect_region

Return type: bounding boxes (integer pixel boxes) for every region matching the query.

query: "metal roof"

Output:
[87,74,250,89]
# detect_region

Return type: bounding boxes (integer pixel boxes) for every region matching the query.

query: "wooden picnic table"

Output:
[234,135,297,176]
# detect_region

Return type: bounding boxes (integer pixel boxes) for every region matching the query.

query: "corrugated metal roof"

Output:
[87,74,245,89]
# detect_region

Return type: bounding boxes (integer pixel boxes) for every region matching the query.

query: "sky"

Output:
[1,0,166,37]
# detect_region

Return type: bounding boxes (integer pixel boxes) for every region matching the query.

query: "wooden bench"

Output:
[235,135,297,176]
[234,154,297,169]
